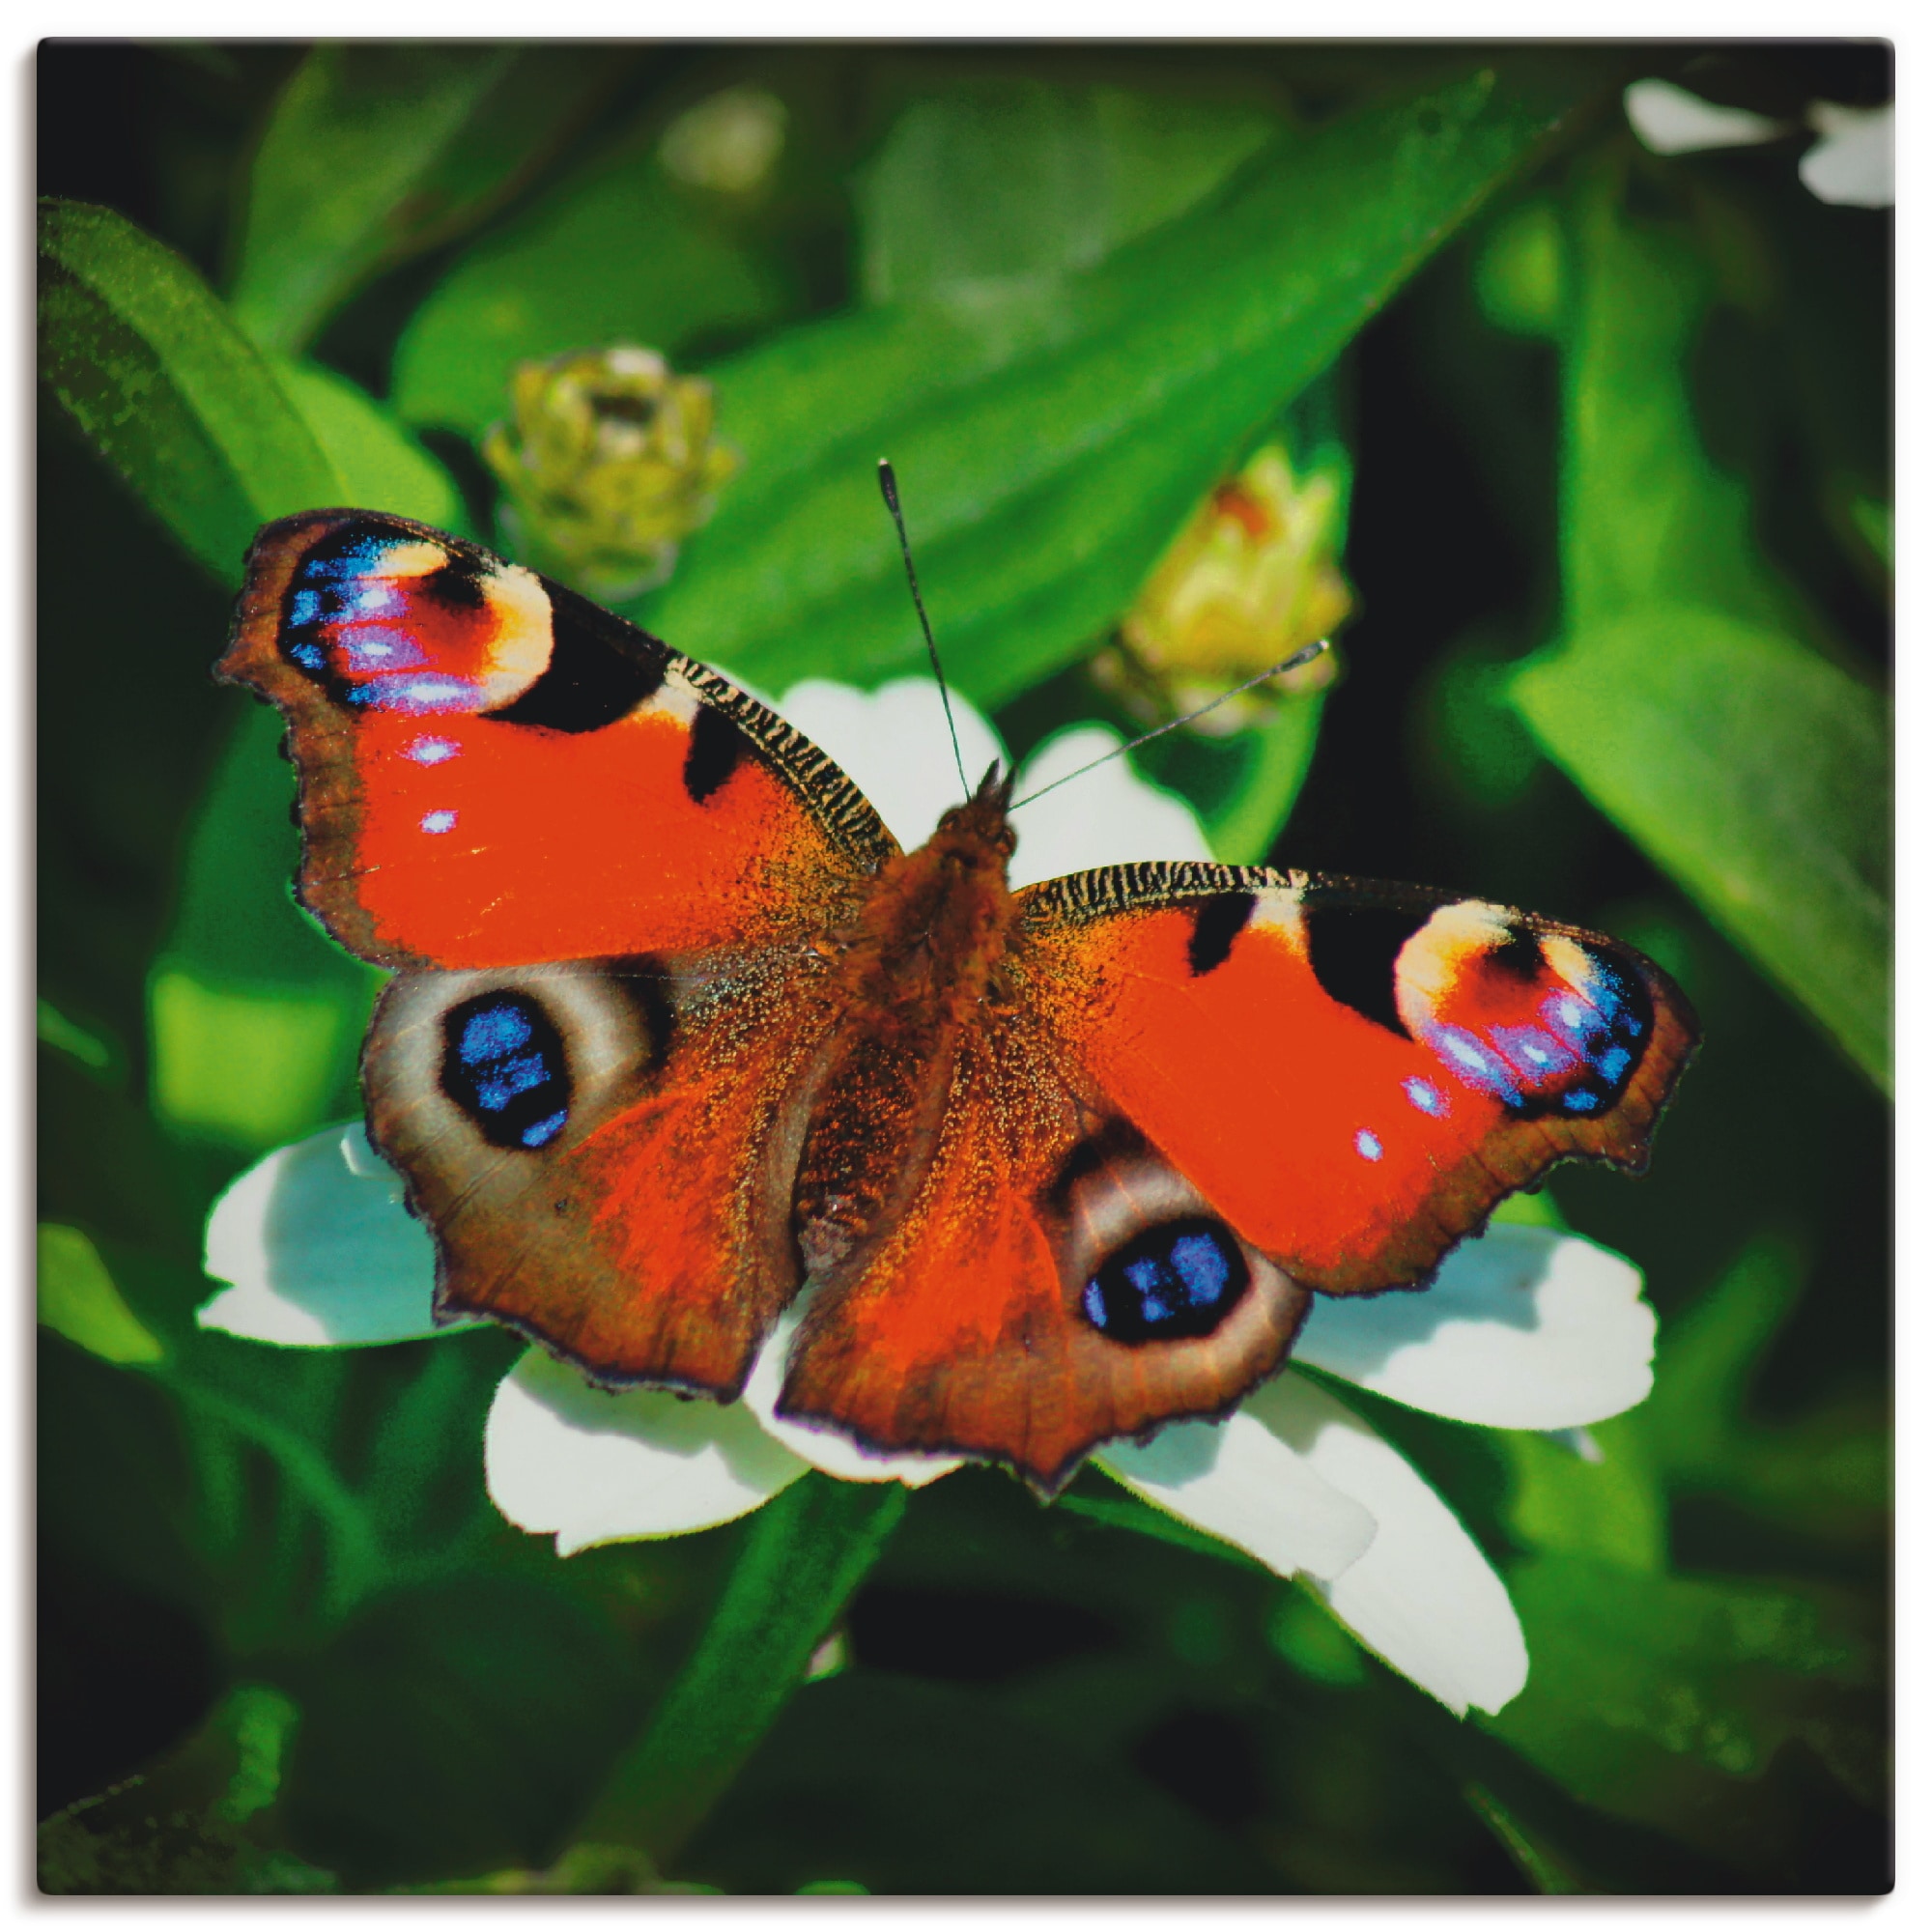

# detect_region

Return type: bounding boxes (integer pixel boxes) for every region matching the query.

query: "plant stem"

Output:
[570,1473,907,1872]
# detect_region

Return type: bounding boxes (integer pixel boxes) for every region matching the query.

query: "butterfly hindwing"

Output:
[776,1006,1311,1492]
[220,510,895,971]
[362,946,838,1398]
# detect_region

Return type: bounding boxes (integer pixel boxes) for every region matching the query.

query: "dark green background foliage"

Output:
[38,41,1889,1895]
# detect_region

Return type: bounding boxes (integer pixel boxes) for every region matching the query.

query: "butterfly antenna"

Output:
[1009,639,1331,812]
[878,459,972,801]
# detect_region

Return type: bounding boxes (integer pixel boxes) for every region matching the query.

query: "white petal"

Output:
[1009,725,1214,888]
[1094,1408,1377,1583]
[1625,78,1784,155]
[777,677,1006,849]
[1801,100,1893,208]
[745,1308,962,1488]
[486,1348,809,1553]
[1293,1225,1655,1430]
[1245,1373,1527,1716]
[198,1122,469,1346]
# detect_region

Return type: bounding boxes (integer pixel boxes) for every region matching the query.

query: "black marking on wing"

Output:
[683,704,749,804]
[1043,1118,1149,1212]
[678,660,898,871]
[609,953,679,1076]
[1302,901,1435,1038]
[1488,924,1545,981]
[421,557,488,611]
[486,597,666,732]
[1187,893,1257,976]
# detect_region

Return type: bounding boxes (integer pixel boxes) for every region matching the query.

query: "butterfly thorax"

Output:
[792,779,1018,1271]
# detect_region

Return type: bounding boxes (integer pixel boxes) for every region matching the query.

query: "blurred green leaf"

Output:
[270,356,469,531]
[1511,603,1889,1090]
[1460,1781,1586,1892]
[39,1684,334,1895]
[1136,695,1327,864]
[391,130,792,438]
[687,1670,1281,1892]
[230,45,635,355]
[1499,1415,1667,1574]
[1553,157,1805,639]
[37,997,119,1077]
[643,59,1595,705]
[150,706,377,1150]
[1643,1237,1890,1539]
[1486,1555,1884,1875]
[577,1475,906,1866]
[38,199,340,582]
[1508,152,1890,1091]
[38,1223,165,1366]
[278,1575,652,1887]
[857,79,1282,301]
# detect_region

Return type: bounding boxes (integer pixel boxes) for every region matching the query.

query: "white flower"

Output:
[1799,100,1893,210]
[1624,78,1785,156]
[1623,77,1893,210]
[199,680,1661,1719]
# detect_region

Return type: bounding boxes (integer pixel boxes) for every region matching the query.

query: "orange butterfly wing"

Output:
[220,509,894,970]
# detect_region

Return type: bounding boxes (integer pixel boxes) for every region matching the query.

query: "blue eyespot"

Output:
[442,992,570,1151]
[1083,1218,1249,1344]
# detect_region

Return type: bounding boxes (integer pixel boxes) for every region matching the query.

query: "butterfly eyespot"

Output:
[440,990,572,1151]
[1082,1217,1250,1344]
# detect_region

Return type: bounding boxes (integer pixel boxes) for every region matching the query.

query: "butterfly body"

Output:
[222,509,1697,1494]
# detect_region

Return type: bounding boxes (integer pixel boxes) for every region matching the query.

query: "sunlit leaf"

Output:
[639,60,1590,707]
[270,357,469,532]
[38,199,340,582]
[230,45,635,355]
[37,1223,165,1365]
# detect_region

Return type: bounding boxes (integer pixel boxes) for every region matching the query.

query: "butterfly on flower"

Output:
[215,506,1696,1501]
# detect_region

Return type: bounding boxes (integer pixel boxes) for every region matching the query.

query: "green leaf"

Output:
[1643,1237,1890,1539]
[37,1222,165,1365]
[39,1684,334,1895]
[856,78,1282,301]
[230,45,636,355]
[38,199,341,582]
[1484,1554,1886,1878]
[574,1473,906,1867]
[1136,694,1327,864]
[150,705,377,1149]
[270,357,469,531]
[390,133,792,439]
[641,58,1591,707]
[1510,603,1890,1091]
[1498,1414,1667,1574]
[1554,156,1805,639]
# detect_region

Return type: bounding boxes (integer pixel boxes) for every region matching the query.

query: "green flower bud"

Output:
[481,345,739,601]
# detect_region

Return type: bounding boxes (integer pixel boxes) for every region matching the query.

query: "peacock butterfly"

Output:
[219,507,1697,1495]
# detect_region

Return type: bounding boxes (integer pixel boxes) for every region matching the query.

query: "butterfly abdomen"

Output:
[792,788,1020,1269]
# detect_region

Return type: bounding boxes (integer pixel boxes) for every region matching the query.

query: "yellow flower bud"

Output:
[1098,443,1350,735]
[481,345,739,601]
